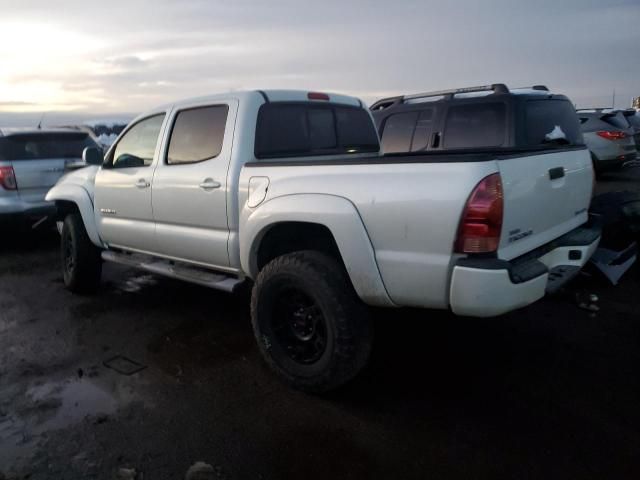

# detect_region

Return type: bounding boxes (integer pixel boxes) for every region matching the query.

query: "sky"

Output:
[0,0,638,126]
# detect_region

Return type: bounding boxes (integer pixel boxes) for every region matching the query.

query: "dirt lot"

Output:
[1,167,639,480]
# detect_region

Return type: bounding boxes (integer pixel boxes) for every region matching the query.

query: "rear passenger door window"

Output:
[167,105,229,164]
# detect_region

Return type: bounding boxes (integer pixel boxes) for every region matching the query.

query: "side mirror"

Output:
[82,146,103,166]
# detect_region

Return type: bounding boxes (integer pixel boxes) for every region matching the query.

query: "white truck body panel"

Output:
[239,161,498,309]
[497,148,593,261]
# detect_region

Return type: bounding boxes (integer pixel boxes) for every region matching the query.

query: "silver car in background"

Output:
[0,128,101,228]
[622,109,640,154]
[576,109,637,173]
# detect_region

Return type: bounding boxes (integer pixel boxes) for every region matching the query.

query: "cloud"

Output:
[0,0,639,116]
[0,101,36,106]
[105,56,147,69]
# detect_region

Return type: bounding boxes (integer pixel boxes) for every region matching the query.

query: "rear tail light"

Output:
[455,173,503,254]
[0,166,17,190]
[307,92,330,101]
[596,130,626,140]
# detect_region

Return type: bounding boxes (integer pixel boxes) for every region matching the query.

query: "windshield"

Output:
[0,132,99,161]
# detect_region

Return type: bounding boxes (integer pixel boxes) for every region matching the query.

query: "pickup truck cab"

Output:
[47,87,600,392]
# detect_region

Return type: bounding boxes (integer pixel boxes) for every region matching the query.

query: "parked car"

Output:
[0,128,101,227]
[83,119,130,149]
[622,109,640,153]
[575,109,637,172]
[47,88,599,392]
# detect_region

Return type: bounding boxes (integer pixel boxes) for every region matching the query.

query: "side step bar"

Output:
[101,251,244,293]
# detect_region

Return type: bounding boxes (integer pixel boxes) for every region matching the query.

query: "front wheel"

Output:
[251,251,373,393]
[61,213,102,294]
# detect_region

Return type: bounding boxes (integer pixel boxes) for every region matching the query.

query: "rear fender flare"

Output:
[241,194,395,307]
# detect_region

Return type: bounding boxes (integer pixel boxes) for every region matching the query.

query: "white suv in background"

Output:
[0,128,101,227]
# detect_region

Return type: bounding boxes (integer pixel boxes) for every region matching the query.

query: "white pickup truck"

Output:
[47,88,600,392]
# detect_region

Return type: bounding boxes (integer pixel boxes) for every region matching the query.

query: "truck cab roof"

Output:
[152,89,361,112]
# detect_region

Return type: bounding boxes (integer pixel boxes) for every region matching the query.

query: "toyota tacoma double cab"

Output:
[47,87,600,392]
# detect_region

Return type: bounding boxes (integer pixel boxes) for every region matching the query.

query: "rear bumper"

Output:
[594,152,637,171]
[449,224,601,317]
[0,199,57,223]
[0,197,56,215]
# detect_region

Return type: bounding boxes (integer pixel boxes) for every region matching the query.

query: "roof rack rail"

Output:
[369,96,403,111]
[370,84,509,111]
[512,85,549,91]
[531,85,549,91]
[403,83,509,101]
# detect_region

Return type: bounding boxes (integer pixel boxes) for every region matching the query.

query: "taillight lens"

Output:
[455,173,503,254]
[596,130,626,140]
[0,166,17,190]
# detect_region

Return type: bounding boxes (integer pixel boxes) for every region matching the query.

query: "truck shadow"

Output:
[0,226,59,253]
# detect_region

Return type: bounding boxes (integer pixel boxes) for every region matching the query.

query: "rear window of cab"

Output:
[255,103,379,159]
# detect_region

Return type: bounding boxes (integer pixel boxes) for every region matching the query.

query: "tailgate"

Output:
[497,148,593,260]
[12,158,67,204]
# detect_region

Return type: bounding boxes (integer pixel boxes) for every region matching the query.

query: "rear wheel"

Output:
[251,251,373,393]
[61,213,102,294]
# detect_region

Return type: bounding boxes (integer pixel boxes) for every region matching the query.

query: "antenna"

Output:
[36,112,45,130]
[612,89,616,109]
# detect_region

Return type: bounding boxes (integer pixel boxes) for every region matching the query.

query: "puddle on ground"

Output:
[117,274,158,293]
[0,377,139,470]
[27,379,122,431]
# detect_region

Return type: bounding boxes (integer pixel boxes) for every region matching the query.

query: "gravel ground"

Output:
[1,166,639,480]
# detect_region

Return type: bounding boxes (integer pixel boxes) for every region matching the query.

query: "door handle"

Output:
[135,178,150,189]
[199,178,221,190]
[548,167,565,180]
